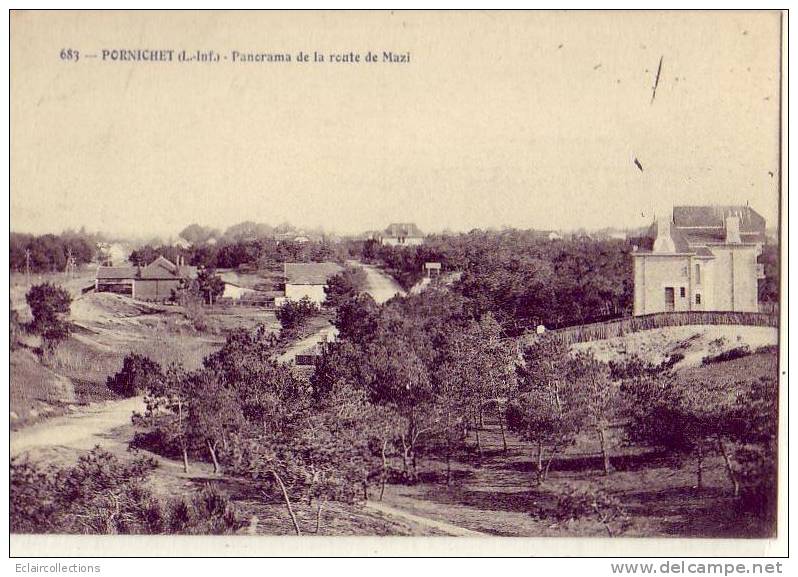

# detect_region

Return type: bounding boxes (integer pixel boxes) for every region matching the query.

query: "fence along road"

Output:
[549,311,779,345]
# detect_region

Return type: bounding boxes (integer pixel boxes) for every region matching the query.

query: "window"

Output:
[695,293,702,305]
[680,287,686,298]
[695,264,701,285]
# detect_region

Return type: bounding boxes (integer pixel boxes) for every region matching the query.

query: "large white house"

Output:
[632,205,766,316]
[380,223,425,246]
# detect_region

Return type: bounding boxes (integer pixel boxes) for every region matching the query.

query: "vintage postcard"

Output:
[7,10,787,558]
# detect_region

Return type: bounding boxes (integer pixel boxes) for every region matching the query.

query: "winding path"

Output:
[352,261,406,304]
[364,501,486,537]
[10,397,144,457]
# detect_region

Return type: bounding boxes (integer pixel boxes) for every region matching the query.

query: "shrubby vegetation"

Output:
[356,231,634,333]
[106,353,163,398]
[324,266,368,307]
[619,353,778,512]
[758,243,779,307]
[10,304,22,350]
[275,297,320,340]
[10,447,244,534]
[533,485,631,537]
[25,283,72,354]
[701,346,751,366]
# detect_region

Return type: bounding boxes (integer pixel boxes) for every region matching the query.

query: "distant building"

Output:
[381,223,425,246]
[632,205,765,316]
[95,255,197,301]
[220,282,281,307]
[222,282,257,300]
[531,230,562,241]
[96,242,130,266]
[359,230,383,242]
[283,262,344,305]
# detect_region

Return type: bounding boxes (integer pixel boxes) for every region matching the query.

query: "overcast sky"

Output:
[11,10,782,238]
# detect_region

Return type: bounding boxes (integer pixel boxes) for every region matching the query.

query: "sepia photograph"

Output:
[7,8,786,558]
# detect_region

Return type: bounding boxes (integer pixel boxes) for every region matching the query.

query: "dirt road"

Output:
[357,263,406,304]
[10,397,144,457]
[277,324,339,363]
[364,501,486,537]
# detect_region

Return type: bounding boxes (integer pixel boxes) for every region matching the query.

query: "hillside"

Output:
[572,324,778,370]
[10,289,277,428]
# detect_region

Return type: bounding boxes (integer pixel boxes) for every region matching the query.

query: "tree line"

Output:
[10,231,99,273]
[357,230,635,333]
[128,237,352,271]
[357,230,780,334]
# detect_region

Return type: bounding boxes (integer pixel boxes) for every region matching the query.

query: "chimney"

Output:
[725,215,741,244]
[653,214,676,253]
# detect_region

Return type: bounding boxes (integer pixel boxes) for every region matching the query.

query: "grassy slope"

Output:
[573,324,778,369]
[10,348,76,424]
[10,289,279,427]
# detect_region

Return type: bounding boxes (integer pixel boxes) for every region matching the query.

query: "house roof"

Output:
[139,256,178,279]
[284,262,343,285]
[384,223,424,238]
[641,222,694,254]
[96,266,138,280]
[97,256,196,281]
[673,205,765,232]
[638,205,766,254]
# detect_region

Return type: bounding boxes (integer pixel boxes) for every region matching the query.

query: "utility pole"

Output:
[25,248,31,287]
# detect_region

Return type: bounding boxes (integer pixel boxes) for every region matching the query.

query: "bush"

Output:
[324,266,368,307]
[26,283,72,354]
[754,344,779,355]
[702,346,751,366]
[41,322,72,356]
[167,485,244,535]
[10,305,21,350]
[130,426,187,461]
[533,485,631,537]
[171,281,209,331]
[106,353,163,397]
[25,283,71,334]
[732,376,778,526]
[275,297,320,338]
[10,447,245,535]
[196,268,225,305]
[608,352,684,380]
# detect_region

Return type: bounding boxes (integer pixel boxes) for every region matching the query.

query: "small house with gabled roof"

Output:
[95,255,197,301]
[283,262,344,305]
